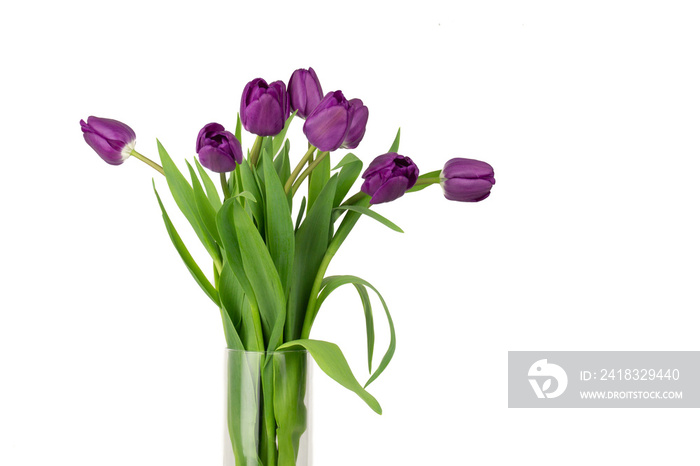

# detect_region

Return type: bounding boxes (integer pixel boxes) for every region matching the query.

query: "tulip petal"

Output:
[342,99,368,149]
[369,176,410,204]
[82,132,125,165]
[86,116,136,144]
[442,178,494,202]
[362,153,398,178]
[198,146,237,173]
[303,105,350,152]
[244,93,285,136]
[442,158,494,182]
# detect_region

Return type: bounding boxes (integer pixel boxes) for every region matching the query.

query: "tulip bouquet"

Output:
[81,67,495,466]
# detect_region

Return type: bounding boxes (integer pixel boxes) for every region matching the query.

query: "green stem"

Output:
[249,135,264,167]
[284,145,317,194]
[300,194,370,339]
[413,177,441,186]
[290,151,329,196]
[220,172,231,200]
[131,150,164,175]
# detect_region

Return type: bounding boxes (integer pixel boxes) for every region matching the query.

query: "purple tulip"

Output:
[341,98,368,150]
[196,123,243,173]
[240,78,290,136]
[288,67,323,119]
[361,153,419,204]
[303,91,352,151]
[441,158,495,202]
[80,116,136,165]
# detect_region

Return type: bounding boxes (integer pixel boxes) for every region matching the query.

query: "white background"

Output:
[1,1,699,464]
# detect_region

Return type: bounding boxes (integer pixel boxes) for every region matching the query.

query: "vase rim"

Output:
[225,348,308,355]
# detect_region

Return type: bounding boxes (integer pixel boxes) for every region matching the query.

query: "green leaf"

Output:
[235,113,242,145]
[272,111,296,156]
[287,176,338,341]
[332,153,363,208]
[238,161,265,230]
[153,182,219,304]
[274,139,291,183]
[234,191,258,203]
[333,205,404,233]
[388,127,401,153]
[187,161,222,246]
[216,199,264,351]
[315,275,396,388]
[219,262,243,331]
[194,158,222,209]
[278,339,382,414]
[407,170,442,193]
[275,139,293,211]
[300,195,370,339]
[226,351,263,466]
[272,352,308,466]
[232,201,287,351]
[219,306,244,351]
[261,149,295,294]
[307,151,330,211]
[353,284,375,373]
[157,140,220,261]
[294,196,306,232]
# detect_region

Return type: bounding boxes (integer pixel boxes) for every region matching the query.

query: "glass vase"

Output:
[223,349,312,466]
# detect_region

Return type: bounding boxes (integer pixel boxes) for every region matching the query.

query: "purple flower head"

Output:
[288,67,323,119]
[341,98,368,149]
[196,123,243,173]
[361,153,419,204]
[440,158,495,202]
[80,116,136,165]
[303,90,353,152]
[240,78,290,136]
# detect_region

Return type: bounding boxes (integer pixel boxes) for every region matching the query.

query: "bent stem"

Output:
[131,150,165,175]
[290,151,329,197]
[285,145,317,194]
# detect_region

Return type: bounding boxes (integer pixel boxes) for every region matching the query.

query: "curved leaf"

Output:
[353,283,375,373]
[388,127,401,153]
[157,140,219,261]
[333,205,403,233]
[278,339,382,414]
[315,275,396,388]
[153,182,218,304]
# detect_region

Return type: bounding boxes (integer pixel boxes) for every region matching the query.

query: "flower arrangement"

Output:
[81,67,495,466]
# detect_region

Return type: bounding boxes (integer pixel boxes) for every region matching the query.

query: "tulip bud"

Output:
[361,153,419,204]
[196,123,243,173]
[440,158,495,202]
[80,116,136,165]
[288,67,323,119]
[240,78,290,136]
[341,98,368,149]
[303,91,354,152]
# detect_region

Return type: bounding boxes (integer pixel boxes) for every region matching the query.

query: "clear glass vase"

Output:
[223,349,312,466]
